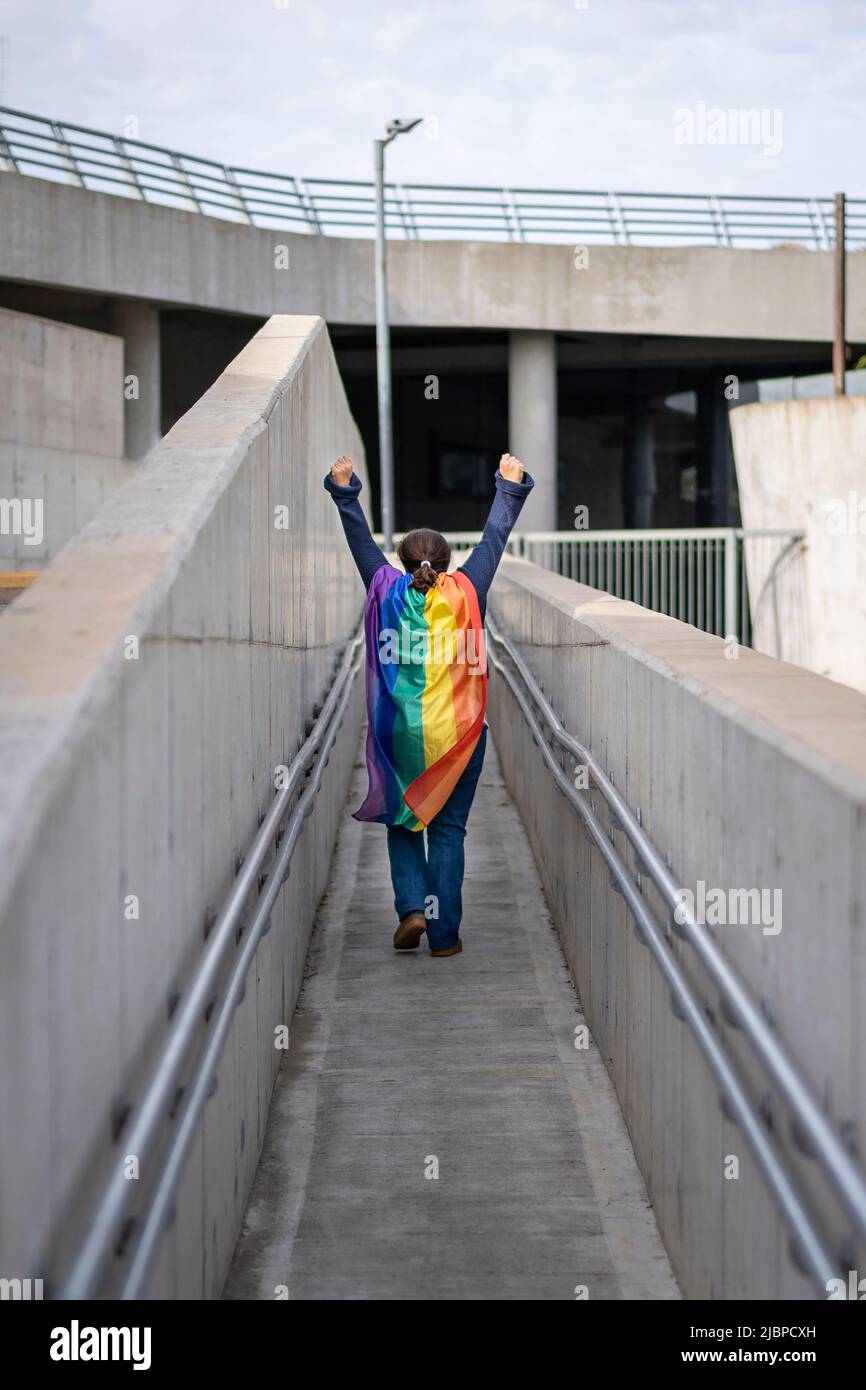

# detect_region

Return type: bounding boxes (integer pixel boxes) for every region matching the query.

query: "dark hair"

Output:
[397,527,451,594]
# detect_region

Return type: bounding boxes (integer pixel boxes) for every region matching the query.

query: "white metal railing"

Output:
[379,528,807,651]
[2,106,863,249]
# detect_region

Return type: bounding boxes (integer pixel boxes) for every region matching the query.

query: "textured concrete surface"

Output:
[224,738,678,1301]
[488,557,866,1299]
[731,395,866,692]
[0,305,127,567]
[0,314,367,1297]
[3,171,865,342]
[508,330,557,532]
[109,298,161,460]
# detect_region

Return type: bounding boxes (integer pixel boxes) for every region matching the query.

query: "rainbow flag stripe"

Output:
[355,564,487,830]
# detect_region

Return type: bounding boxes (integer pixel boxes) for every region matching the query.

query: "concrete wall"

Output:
[0,305,126,568]
[488,558,866,1299]
[731,396,866,693]
[3,172,865,341]
[0,314,368,1298]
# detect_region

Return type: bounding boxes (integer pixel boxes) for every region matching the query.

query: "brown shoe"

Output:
[393,912,427,950]
[430,939,462,958]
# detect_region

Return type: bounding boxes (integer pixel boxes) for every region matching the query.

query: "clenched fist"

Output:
[499,453,524,483]
[331,454,354,487]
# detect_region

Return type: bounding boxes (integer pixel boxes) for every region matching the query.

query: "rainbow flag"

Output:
[355,564,487,830]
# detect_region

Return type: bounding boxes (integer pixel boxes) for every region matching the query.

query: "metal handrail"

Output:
[2,105,863,249]
[486,615,866,1293]
[58,624,365,1299]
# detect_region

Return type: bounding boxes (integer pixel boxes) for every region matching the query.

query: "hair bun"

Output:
[411,564,438,594]
[397,528,452,593]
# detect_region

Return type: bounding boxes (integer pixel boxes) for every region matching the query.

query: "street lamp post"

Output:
[374,118,422,550]
[833,192,847,397]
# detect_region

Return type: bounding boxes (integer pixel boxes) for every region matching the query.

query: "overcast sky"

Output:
[1,0,863,196]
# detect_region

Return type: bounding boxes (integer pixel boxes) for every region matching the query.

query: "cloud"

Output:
[1,0,862,197]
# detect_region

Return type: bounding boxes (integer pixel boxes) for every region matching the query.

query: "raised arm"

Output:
[324,455,388,590]
[459,453,535,612]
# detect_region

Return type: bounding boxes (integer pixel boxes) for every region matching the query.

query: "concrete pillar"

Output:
[623,398,656,528]
[696,373,732,525]
[508,330,557,530]
[110,299,161,460]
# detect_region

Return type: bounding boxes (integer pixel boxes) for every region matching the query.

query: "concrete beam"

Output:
[335,336,835,377]
[3,173,866,343]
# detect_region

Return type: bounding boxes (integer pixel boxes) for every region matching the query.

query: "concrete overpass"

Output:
[5,167,863,539]
[2,315,865,1302]
[3,108,866,540]
[4,166,864,341]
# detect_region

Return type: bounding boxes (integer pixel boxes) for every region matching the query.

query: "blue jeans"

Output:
[386,724,488,952]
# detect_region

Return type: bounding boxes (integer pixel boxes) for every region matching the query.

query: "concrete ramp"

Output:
[224,737,678,1301]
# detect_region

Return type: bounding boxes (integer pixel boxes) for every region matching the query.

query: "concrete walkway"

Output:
[224,734,679,1301]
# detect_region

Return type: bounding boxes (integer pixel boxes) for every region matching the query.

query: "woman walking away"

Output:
[324,453,534,958]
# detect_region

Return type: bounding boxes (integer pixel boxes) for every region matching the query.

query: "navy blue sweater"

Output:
[324,468,535,618]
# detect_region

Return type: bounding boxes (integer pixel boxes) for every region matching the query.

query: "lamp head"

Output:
[385,117,423,140]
